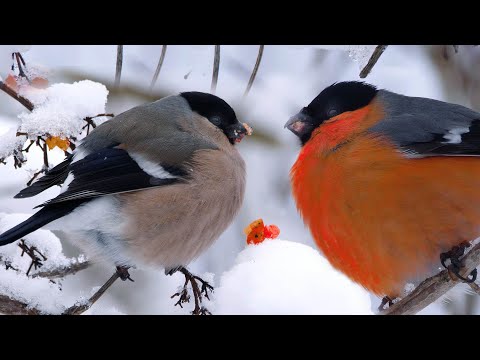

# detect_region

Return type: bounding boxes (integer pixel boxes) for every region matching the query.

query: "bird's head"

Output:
[181,91,251,145]
[285,81,378,145]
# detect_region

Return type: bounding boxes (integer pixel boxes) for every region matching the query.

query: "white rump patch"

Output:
[71,148,89,164]
[61,172,75,193]
[443,127,470,144]
[128,152,177,179]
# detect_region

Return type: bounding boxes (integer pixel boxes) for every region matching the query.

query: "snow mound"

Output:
[0,267,64,314]
[213,239,373,315]
[18,80,108,138]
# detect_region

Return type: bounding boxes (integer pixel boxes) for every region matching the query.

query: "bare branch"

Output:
[359,45,388,79]
[150,45,168,92]
[0,80,34,111]
[468,281,480,296]
[0,294,41,315]
[382,242,480,315]
[211,45,221,94]
[63,271,120,315]
[243,45,264,98]
[33,260,91,279]
[114,45,123,89]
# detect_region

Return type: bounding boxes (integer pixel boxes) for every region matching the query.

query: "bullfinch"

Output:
[0,92,248,288]
[286,81,480,300]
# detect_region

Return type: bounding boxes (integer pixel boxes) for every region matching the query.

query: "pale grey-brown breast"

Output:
[118,119,246,269]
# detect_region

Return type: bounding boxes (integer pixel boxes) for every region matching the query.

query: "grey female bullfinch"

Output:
[0,92,250,281]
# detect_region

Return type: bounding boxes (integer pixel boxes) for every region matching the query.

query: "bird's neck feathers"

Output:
[301,100,385,157]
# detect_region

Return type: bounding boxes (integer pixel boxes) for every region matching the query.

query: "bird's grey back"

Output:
[79,95,217,165]
[370,90,480,146]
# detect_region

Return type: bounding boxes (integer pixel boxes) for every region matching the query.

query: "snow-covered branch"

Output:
[33,260,91,279]
[382,242,480,315]
[0,266,113,315]
[0,80,34,111]
[0,294,41,315]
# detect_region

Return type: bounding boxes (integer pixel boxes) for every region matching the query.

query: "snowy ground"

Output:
[0,45,478,315]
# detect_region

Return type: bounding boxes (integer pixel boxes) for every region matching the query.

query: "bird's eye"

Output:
[327,109,338,117]
[210,116,222,126]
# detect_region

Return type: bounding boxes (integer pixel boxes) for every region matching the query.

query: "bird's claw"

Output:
[440,243,477,283]
[170,267,213,315]
[197,307,212,315]
[378,296,394,311]
[171,287,191,308]
[194,275,214,300]
[116,266,134,282]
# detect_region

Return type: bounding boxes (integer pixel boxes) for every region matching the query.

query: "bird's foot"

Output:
[440,242,477,283]
[378,296,395,311]
[116,266,134,282]
[169,266,213,315]
[18,239,47,276]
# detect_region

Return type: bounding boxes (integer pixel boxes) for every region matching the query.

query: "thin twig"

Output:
[91,113,114,118]
[63,271,120,315]
[33,260,91,279]
[243,45,264,98]
[114,45,123,89]
[150,45,168,92]
[381,242,480,315]
[26,170,44,186]
[211,45,221,94]
[0,80,34,111]
[22,140,35,153]
[40,139,49,169]
[14,53,30,82]
[359,45,388,79]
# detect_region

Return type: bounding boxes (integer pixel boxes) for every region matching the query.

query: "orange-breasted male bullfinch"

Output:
[0,92,248,284]
[286,81,480,299]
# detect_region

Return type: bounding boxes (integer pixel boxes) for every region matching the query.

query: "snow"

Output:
[18,80,109,138]
[0,267,64,314]
[213,240,373,315]
[0,212,73,272]
[0,128,25,159]
[0,212,77,314]
[313,45,378,69]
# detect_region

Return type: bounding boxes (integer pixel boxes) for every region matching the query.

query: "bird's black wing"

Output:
[369,90,480,157]
[14,154,74,198]
[1,147,187,246]
[36,147,187,208]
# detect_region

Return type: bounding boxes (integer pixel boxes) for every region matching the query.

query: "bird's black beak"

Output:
[227,122,252,144]
[284,111,314,139]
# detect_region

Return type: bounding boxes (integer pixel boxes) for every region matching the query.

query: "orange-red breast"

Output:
[285,81,480,297]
